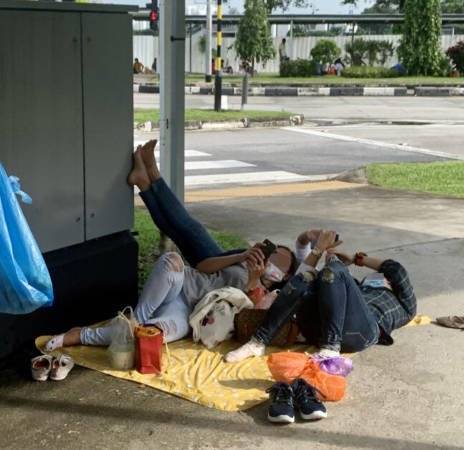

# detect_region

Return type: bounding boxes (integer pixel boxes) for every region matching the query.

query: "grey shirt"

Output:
[182,263,249,306]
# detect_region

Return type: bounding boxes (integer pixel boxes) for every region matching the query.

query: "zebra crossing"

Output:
[134,140,312,189]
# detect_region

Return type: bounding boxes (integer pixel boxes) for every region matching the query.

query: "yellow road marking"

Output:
[186,181,359,203]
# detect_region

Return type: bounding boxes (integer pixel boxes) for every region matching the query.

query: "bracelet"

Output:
[310,247,323,258]
[354,252,367,267]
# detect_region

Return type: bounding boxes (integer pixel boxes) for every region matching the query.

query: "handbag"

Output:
[234,308,300,347]
[135,325,164,374]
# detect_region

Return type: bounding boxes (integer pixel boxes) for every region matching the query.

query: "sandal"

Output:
[435,315,464,330]
[50,354,75,381]
[31,355,54,381]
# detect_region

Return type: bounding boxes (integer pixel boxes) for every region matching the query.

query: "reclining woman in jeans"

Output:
[45,141,297,351]
[225,230,417,362]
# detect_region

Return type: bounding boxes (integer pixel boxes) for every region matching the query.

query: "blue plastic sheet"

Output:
[0,163,53,314]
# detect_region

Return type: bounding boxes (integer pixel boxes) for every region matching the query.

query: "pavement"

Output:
[2,180,464,449]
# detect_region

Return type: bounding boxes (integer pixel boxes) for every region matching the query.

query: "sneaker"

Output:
[292,378,327,421]
[266,382,295,424]
[31,355,54,381]
[313,347,340,359]
[49,354,75,381]
[224,338,265,363]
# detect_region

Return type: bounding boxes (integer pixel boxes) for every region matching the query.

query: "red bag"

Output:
[267,352,346,402]
[135,325,164,374]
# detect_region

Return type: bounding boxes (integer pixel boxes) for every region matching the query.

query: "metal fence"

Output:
[133,34,464,75]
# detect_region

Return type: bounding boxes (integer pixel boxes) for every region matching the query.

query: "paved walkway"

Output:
[2,182,464,449]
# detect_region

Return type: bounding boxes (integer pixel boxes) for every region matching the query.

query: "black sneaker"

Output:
[292,378,327,421]
[266,382,295,424]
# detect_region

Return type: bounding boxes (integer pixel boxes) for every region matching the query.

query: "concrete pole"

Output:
[205,0,212,82]
[159,0,185,202]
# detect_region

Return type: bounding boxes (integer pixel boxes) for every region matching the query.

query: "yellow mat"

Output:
[35,314,431,412]
[36,335,306,411]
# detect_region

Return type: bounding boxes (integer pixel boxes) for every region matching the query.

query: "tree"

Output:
[235,0,276,75]
[310,40,341,64]
[263,0,309,13]
[441,0,464,12]
[398,0,443,75]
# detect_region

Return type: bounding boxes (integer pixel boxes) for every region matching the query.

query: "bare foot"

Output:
[139,139,160,182]
[127,147,151,191]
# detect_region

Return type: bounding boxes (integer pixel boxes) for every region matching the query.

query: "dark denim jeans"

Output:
[254,260,380,353]
[139,178,224,268]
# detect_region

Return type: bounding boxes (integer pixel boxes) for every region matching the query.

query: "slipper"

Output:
[31,355,54,381]
[45,334,65,352]
[50,354,75,381]
[435,315,464,330]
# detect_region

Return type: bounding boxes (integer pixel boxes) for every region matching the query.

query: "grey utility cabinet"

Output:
[0,1,134,253]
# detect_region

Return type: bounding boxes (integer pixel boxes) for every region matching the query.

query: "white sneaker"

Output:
[313,348,340,359]
[50,354,75,381]
[224,338,265,363]
[31,355,54,381]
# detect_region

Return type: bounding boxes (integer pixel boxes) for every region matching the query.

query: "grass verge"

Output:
[134,108,295,125]
[181,74,464,86]
[134,208,248,288]
[367,161,464,198]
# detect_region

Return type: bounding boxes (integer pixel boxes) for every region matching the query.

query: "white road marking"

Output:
[185,160,255,171]
[185,171,315,187]
[282,127,464,161]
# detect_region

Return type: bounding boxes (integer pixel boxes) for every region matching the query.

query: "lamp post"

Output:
[214,0,222,111]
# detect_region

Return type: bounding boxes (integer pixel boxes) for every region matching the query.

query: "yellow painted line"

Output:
[185,181,359,203]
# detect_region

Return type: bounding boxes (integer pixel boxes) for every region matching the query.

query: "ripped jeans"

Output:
[255,260,380,353]
[81,253,192,345]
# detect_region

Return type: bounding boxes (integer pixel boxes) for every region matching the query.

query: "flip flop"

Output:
[435,315,464,330]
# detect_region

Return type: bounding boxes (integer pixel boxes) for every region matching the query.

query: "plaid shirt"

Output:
[360,259,416,345]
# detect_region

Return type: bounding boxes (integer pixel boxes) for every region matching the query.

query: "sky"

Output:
[105,0,375,14]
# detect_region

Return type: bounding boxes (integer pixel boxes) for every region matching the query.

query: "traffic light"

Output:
[146,1,159,33]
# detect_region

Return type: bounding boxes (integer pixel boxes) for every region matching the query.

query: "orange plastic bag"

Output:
[267,352,346,402]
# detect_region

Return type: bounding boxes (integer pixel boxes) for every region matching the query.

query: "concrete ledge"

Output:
[134,84,464,97]
[134,114,305,131]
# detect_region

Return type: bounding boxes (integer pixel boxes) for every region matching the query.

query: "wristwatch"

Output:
[311,247,323,258]
[355,252,367,267]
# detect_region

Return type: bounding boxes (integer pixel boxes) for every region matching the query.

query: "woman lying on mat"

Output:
[45,140,297,350]
[225,230,417,363]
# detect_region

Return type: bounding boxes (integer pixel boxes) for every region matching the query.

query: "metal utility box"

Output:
[0,1,134,252]
[0,1,138,359]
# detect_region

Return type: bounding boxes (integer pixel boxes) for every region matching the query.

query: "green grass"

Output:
[134,208,248,289]
[180,74,464,86]
[134,108,295,125]
[367,161,464,198]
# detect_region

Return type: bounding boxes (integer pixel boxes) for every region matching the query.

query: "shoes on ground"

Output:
[292,378,327,421]
[266,382,295,424]
[435,315,464,330]
[31,354,74,381]
[224,338,265,363]
[50,354,75,381]
[31,355,54,381]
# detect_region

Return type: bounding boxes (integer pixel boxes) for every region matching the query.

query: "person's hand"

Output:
[306,229,321,244]
[246,257,266,290]
[314,230,342,252]
[327,249,354,265]
[240,247,265,265]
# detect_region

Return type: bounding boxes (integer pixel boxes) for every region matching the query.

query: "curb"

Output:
[134,114,305,132]
[134,84,464,97]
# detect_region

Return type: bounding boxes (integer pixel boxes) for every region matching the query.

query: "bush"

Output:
[446,41,464,73]
[310,40,341,65]
[345,39,395,67]
[280,59,318,77]
[342,66,398,78]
